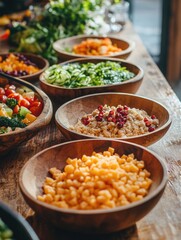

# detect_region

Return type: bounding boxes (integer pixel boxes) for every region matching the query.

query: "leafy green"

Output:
[43,61,135,88]
[6,98,18,109]
[9,0,102,64]
[0,116,27,130]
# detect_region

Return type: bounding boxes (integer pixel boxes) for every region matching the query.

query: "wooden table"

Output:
[0,22,181,240]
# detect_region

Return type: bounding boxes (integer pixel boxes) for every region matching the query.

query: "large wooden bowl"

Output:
[53,35,135,61]
[55,93,171,146]
[0,52,49,82]
[0,75,53,154]
[0,201,39,240]
[39,58,144,103]
[19,139,167,233]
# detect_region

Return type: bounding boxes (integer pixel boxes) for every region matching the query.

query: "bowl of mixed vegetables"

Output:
[0,75,53,154]
[0,201,39,240]
[0,53,49,82]
[39,57,144,103]
[53,35,135,61]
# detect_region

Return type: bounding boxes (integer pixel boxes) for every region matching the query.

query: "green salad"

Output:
[0,219,14,240]
[43,61,135,88]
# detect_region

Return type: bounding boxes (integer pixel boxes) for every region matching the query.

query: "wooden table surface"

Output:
[0,22,181,240]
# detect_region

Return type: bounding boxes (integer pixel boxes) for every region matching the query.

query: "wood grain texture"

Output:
[0,22,181,240]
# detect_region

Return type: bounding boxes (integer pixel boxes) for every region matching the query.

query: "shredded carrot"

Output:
[73,38,122,56]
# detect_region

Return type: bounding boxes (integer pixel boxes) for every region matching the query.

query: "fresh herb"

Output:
[8,0,102,64]
[0,116,27,130]
[44,61,135,88]
[0,218,14,240]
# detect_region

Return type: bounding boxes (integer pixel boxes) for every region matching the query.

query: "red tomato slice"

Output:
[19,98,30,108]
[8,93,22,101]
[5,89,15,96]
[13,105,20,114]
[0,94,7,103]
[29,101,43,116]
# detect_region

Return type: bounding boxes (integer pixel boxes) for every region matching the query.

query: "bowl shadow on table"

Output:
[27,214,138,240]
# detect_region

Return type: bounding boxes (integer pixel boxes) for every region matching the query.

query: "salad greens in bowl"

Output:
[39,57,144,103]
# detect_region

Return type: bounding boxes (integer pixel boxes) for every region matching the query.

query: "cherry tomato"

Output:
[0,87,5,95]
[5,88,15,96]
[29,101,43,116]
[13,105,20,114]
[0,94,7,103]
[8,93,22,101]
[19,98,30,108]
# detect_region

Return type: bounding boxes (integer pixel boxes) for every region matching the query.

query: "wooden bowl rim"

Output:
[53,35,135,58]
[0,201,39,240]
[19,139,168,215]
[55,92,172,140]
[0,52,49,79]
[39,58,144,90]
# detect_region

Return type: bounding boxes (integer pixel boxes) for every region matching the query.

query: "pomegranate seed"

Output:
[96,115,103,122]
[98,105,103,112]
[117,107,123,113]
[144,117,148,122]
[107,117,112,122]
[112,117,116,123]
[81,117,90,126]
[124,105,128,111]
[109,110,114,116]
[117,122,124,129]
[145,121,151,127]
[151,115,156,119]
[148,126,155,132]
[99,112,103,117]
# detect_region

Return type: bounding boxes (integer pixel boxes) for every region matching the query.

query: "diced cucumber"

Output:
[19,106,31,117]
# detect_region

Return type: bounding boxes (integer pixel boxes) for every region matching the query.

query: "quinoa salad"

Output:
[70,104,159,138]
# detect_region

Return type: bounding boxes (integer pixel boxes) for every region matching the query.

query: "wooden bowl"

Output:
[53,35,135,61]
[39,58,144,103]
[19,139,167,233]
[0,75,53,154]
[0,201,39,240]
[55,93,171,146]
[0,52,49,82]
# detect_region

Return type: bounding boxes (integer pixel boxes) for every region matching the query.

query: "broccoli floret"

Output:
[6,98,18,109]
[0,116,27,130]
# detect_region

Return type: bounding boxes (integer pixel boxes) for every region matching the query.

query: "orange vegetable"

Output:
[73,38,122,56]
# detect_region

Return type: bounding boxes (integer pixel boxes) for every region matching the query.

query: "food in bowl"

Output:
[70,104,159,138]
[0,53,40,77]
[0,218,14,239]
[72,38,123,56]
[37,147,152,210]
[0,84,43,134]
[43,61,135,88]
